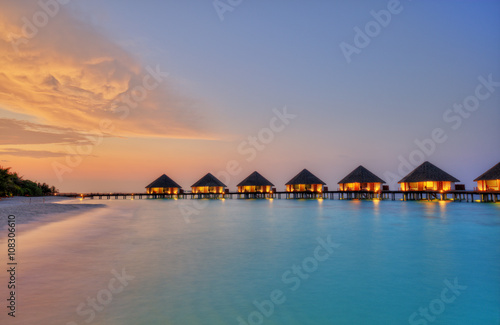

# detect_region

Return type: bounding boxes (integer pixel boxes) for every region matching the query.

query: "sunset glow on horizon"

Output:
[1,0,499,193]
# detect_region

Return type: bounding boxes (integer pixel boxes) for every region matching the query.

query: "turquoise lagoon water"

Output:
[1,199,499,325]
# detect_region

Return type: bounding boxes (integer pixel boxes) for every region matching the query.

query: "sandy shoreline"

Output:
[0,196,106,228]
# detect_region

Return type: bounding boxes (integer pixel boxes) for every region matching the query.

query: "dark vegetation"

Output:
[0,166,58,197]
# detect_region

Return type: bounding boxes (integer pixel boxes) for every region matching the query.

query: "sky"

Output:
[0,0,499,192]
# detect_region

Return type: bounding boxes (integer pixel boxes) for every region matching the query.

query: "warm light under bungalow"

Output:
[474,162,500,191]
[237,171,274,193]
[191,173,227,194]
[338,165,385,192]
[145,174,182,194]
[286,169,326,193]
[398,161,460,191]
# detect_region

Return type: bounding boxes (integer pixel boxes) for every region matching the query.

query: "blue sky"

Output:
[1,0,499,191]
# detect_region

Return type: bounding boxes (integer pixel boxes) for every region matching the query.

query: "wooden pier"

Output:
[57,190,500,203]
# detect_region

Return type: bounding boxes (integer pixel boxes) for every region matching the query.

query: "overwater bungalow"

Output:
[145,174,182,194]
[474,162,500,191]
[338,165,385,192]
[286,169,326,193]
[237,171,274,193]
[398,161,459,191]
[191,173,227,194]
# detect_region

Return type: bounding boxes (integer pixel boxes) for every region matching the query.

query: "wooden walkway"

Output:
[58,190,500,203]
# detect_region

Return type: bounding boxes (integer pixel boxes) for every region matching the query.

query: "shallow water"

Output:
[1,199,499,325]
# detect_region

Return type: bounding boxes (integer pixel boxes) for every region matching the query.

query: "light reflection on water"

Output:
[0,199,498,325]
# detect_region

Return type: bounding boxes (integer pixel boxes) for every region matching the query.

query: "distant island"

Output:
[0,166,58,197]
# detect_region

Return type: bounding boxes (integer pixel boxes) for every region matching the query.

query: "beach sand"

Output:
[0,196,105,229]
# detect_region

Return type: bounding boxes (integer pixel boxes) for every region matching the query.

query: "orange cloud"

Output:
[0,118,93,145]
[0,148,73,158]
[0,0,219,140]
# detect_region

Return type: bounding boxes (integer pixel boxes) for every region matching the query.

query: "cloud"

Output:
[0,148,71,158]
[0,0,219,140]
[0,118,95,145]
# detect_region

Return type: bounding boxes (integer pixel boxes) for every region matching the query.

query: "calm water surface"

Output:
[1,199,499,325]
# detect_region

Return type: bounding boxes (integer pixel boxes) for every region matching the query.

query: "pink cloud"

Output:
[0,0,220,140]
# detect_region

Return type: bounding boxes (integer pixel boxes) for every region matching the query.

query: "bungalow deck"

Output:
[58,190,500,203]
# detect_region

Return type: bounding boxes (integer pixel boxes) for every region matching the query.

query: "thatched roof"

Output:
[145,174,182,189]
[191,173,227,188]
[286,169,326,185]
[398,161,460,183]
[474,162,500,181]
[237,171,274,187]
[338,165,385,184]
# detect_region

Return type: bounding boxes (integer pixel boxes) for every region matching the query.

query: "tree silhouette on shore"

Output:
[0,166,58,197]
